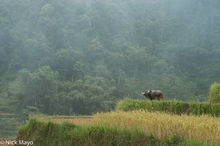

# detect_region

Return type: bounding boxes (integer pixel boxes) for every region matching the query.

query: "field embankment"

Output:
[116,98,220,116]
[17,118,186,146]
[16,110,220,146]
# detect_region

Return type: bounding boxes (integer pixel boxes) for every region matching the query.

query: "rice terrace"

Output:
[2,99,216,146]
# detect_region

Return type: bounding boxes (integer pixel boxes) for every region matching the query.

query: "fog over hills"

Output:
[0,0,220,118]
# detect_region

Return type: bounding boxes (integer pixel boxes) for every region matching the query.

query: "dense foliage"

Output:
[0,0,220,116]
[209,82,220,103]
[116,98,220,116]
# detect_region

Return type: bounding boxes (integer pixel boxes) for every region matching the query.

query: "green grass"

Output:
[116,98,220,116]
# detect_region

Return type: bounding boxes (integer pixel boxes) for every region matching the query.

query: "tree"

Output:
[10,66,59,113]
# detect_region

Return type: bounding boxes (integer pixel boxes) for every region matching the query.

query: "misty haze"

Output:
[0,0,220,145]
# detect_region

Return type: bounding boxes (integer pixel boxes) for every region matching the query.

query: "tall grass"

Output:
[116,98,220,116]
[93,110,220,144]
[17,119,187,146]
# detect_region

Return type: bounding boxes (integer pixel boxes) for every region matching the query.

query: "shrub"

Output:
[209,82,220,103]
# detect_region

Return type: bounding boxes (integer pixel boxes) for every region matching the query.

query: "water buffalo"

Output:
[141,90,163,100]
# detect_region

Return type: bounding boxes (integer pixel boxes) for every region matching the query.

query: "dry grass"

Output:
[35,111,220,144]
[39,116,94,125]
[92,110,220,144]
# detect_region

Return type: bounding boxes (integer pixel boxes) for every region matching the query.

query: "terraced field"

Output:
[0,83,21,138]
[36,110,220,144]
[2,101,220,145]
[0,104,20,138]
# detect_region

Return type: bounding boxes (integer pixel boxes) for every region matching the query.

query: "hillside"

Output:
[1,0,220,138]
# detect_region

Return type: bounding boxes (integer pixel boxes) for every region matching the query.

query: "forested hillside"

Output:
[0,0,220,116]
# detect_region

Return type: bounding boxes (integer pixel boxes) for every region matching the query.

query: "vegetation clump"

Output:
[209,82,220,103]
